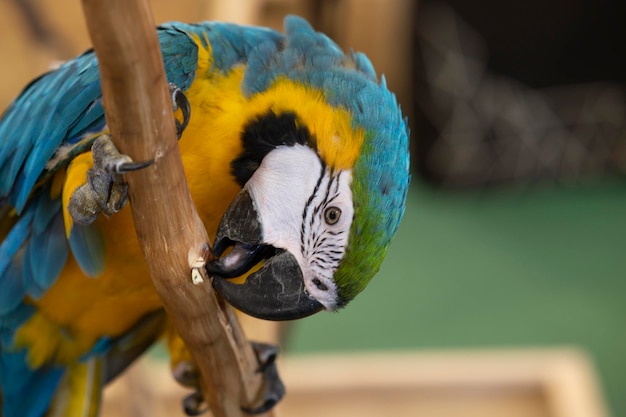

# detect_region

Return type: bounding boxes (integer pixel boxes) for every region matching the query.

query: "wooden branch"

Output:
[80,1,268,416]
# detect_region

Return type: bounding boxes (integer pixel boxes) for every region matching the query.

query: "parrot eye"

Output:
[324,206,341,225]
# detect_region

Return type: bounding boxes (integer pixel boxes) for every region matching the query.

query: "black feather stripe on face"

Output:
[231,110,314,186]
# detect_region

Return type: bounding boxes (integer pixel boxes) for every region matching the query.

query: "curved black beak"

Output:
[206,189,324,321]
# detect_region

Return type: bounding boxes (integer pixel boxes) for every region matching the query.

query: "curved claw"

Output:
[241,342,285,415]
[173,361,200,388]
[175,361,206,416]
[169,83,190,139]
[69,134,155,225]
[113,159,153,174]
[182,391,208,416]
[91,135,153,174]
[176,343,284,415]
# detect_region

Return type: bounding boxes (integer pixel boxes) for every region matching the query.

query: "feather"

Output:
[32,192,62,235]
[0,348,64,417]
[30,214,68,291]
[102,310,166,383]
[47,359,103,417]
[0,207,34,278]
[21,243,47,300]
[68,223,105,278]
[0,254,26,316]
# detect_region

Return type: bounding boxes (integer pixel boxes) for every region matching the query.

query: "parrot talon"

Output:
[173,361,207,415]
[175,343,284,416]
[241,342,285,415]
[112,159,154,174]
[182,391,208,416]
[169,83,190,138]
[68,135,152,225]
[91,134,152,175]
[173,361,200,388]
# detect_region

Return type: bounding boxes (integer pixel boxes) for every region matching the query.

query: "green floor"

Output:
[288,179,626,415]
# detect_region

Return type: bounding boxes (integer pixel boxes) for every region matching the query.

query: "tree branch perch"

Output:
[80,1,270,416]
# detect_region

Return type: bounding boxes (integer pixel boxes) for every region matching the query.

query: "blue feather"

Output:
[69,223,105,278]
[66,107,105,142]
[21,244,45,300]
[0,302,61,417]
[30,214,68,291]
[0,303,35,340]
[32,193,61,234]
[0,191,69,312]
[352,51,377,80]
[0,348,64,417]
[0,255,26,316]
[0,153,24,197]
[0,208,34,277]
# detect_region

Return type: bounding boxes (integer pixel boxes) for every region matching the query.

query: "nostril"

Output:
[312,278,328,291]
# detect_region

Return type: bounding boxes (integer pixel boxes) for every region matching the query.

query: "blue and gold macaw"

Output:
[0,16,409,417]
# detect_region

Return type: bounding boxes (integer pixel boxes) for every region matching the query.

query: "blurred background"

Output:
[1,0,625,416]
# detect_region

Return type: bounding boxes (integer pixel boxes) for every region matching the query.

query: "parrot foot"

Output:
[68,135,152,226]
[174,362,208,416]
[182,391,209,416]
[243,341,285,414]
[173,360,200,388]
[176,342,285,416]
[68,84,188,226]
[169,83,190,138]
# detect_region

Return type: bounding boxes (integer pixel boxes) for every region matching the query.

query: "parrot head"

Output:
[206,16,410,321]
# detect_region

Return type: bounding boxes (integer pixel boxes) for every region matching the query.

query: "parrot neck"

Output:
[175,67,247,236]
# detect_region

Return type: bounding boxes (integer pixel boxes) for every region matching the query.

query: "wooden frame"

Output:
[103,348,609,417]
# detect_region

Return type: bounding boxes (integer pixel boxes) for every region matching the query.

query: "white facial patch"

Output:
[245,144,354,309]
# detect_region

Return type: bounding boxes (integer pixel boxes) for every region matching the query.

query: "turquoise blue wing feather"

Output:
[0,25,204,212]
[0,55,103,212]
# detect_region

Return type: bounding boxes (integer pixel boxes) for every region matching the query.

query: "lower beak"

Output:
[206,189,324,321]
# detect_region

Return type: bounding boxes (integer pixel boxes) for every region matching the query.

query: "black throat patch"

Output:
[231,111,314,186]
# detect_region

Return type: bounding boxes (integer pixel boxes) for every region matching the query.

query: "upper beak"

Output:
[206,189,324,321]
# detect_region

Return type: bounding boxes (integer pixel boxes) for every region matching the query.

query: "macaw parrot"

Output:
[0,15,409,417]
